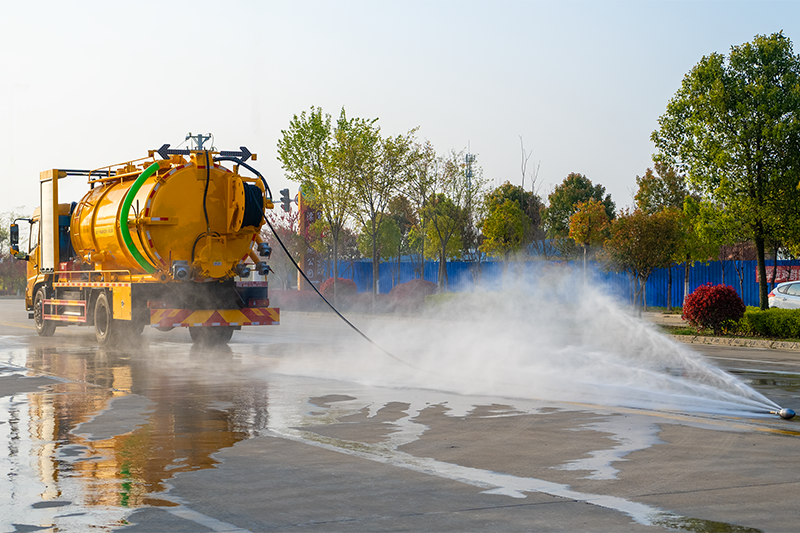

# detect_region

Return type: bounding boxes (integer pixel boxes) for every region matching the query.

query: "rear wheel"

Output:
[189,326,234,345]
[34,288,56,337]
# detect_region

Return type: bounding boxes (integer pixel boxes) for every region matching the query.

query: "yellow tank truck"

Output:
[9,134,279,345]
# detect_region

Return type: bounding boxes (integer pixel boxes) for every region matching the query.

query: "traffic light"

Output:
[280,188,291,212]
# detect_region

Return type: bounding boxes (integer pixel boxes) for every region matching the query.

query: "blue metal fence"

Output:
[323,259,800,307]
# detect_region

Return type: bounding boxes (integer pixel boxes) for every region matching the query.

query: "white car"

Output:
[768,281,800,308]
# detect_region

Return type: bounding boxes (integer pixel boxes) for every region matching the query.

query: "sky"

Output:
[2,0,799,218]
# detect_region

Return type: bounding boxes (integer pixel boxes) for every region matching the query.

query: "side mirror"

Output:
[9,224,18,247]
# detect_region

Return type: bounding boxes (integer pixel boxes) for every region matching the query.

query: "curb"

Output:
[668,334,800,351]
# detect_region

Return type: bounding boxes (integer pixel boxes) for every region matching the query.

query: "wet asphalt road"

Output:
[1,299,800,533]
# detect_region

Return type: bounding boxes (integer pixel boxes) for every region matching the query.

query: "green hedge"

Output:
[424,293,461,307]
[740,307,800,339]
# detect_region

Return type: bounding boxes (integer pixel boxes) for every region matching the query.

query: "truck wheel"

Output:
[189,326,234,345]
[34,288,56,337]
[94,292,119,346]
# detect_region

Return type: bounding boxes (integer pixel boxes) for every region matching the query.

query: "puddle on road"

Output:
[0,338,789,532]
[0,341,271,531]
[265,382,767,533]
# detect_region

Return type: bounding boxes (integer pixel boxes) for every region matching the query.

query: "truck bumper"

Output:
[149,307,280,328]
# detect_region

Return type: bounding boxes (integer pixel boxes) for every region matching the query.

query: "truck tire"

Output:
[34,288,56,337]
[94,292,144,346]
[189,326,234,345]
[94,292,119,346]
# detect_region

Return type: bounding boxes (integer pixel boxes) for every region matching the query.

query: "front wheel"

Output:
[34,288,56,337]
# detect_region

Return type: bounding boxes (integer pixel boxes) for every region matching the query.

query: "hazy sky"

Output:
[2,0,798,218]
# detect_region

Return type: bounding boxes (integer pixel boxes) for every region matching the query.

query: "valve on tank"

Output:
[171,260,191,281]
[234,262,251,278]
[257,242,272,258]
[255,261,270,276]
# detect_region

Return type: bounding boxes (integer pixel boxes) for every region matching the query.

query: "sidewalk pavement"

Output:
[642,311,800,351]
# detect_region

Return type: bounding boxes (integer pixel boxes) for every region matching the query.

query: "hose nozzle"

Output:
[769,408,795,420]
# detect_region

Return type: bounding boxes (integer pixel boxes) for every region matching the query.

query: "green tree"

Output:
[457,155,487,284]
[402,141,437,279]
[484,181,544,250]
[387,195,417,286]
[421,191,465,288]
[543,173,615,258]
[568,199,609,280]
[634,163,687,214]
[652,32,800,309]
[419,150,481,290]
[353,126,415,298]
[634,163,692,309]
[357,216,401,263]
[480,199,528,263]
[603,209,682,312]
[1,211,33,293]
[277,106,354,302]
[260,211,304,290]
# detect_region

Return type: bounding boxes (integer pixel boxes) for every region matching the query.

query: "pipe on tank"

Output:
[119,162,160,275]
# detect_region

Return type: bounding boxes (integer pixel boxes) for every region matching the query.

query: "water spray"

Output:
[769,408,796,420]
[263,201,797,422]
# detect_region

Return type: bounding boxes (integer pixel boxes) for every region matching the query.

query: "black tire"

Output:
[34,288,56,337]
[94,292,118,346]
[189,326,234,346]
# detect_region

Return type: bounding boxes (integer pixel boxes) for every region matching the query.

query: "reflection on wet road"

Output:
[0,313,798,532]
[1,335,276,529]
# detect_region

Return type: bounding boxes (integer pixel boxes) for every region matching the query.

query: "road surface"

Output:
[0,299,798,532]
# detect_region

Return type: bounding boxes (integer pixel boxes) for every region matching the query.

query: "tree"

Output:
[634,163,691,309]
[260,210,305,290]
[387,195,417,286]
[669,197,721,309]
[402,141,437,279]
[352,126,415,298]
[543,173,615,258]
[568,199,609,280]
[652,32,800,309]
[278,106,352,301]
[480,199,528,263]
[603,208,682,313]
[421,191,464,288]
[484,181,544,251]
[634,163,687,214]
[0,210,31,294]
[357,216,401,264]
[419,150,481,290]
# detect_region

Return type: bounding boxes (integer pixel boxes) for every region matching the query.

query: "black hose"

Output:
[203,151,211,233]
[261,215,416,369]
[214,156,272,201]
[208,153,412,368]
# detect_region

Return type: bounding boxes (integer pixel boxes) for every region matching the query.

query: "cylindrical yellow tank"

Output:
[71,152,266,280]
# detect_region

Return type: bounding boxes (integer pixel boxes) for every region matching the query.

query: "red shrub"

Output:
[269,289,327,311]
[389,278,437,312]
[682,283,745,335]
[320,277,358,298]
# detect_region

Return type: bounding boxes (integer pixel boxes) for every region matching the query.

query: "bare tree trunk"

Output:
[643,278,648,312]
[438,247,447,291]
[770,243,779,288]
[332,234,339,306]
[372,230,379,312]
[667,265,673,311]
